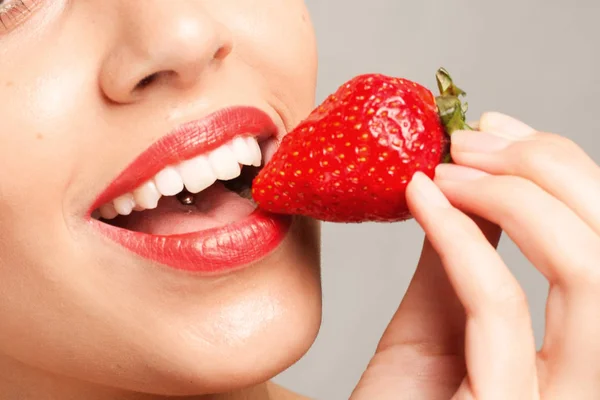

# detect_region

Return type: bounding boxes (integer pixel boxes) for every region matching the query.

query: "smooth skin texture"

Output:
[0,1,320,399]
[1,1,599,400]
[352,112,600,400]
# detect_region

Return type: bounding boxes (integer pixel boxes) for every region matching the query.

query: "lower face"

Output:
[0,0,321,396]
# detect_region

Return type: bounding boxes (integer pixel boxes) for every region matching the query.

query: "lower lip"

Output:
[91,210,292,274]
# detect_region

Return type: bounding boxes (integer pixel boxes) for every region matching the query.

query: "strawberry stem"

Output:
[434,68,471,163]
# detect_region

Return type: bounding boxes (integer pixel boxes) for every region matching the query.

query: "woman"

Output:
[1,1,599,399]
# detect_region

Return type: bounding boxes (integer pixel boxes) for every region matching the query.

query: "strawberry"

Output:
[252,68,470,223]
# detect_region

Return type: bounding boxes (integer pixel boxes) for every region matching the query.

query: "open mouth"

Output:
[89,106,290,273]
[92,136,267,236]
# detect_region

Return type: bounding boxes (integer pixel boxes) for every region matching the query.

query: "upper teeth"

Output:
[98,136,262,220]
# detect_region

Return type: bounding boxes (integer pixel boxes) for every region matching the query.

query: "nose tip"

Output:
[100,5,233,103]
[154,15,233,86]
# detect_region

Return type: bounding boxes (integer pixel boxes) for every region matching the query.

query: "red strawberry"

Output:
[252,68,470,223]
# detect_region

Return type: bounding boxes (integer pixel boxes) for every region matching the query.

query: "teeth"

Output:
[230,136,255,166]
[178,155,217,194]
[99,203,119,220]
[154,166,185,196]
[113,193,135,215]
[97,135,264,216]
[246,137,262,167]
[208,145,241,181]
[133,180,161,210]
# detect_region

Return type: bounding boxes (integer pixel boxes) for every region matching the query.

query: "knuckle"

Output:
[511,133,583,174]
[540,131,580,150]
[518,137,570,171]
[563,248,600,288]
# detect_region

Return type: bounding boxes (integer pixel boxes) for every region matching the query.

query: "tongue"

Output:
[113,182,256,235]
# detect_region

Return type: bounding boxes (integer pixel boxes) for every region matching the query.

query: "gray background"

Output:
[274,1,600,399]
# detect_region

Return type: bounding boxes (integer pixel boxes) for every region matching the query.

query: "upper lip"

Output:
[89,106,278,214]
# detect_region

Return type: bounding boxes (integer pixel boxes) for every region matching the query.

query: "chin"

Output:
[151,217,322,396]
[75,217,323,397]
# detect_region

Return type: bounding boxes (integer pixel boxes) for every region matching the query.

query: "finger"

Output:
[434,165,600,289]
[450,112,600,236]
[351,184,501,400]
[378,238,468,360]
[363,238,468,400]
[353,240,471,399]
[367,219,500,399]
[541,290,600,399]
[377,217,501,352]
[436,165,600,396]
[381,216,501,350]
[406,172,537,400]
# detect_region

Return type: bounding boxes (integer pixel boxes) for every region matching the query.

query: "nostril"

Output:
[135,73,159,91]
[213,46,230,61]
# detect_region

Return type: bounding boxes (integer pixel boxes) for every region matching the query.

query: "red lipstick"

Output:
[89,106,291,274]
[90,106,277,211]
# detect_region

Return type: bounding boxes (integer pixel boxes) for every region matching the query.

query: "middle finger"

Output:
[435,166,600,391]
[434,166,600,290]
[451,112,600,236]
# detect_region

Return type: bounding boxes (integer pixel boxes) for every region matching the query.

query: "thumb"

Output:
[351,215,501,400]
[381,215,500,355]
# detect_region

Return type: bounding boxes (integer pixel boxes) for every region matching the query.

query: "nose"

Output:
[100,2,233,104]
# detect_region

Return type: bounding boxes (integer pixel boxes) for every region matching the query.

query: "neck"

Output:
[0,355,299,400]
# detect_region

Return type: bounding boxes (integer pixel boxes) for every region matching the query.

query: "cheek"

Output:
[0,39,104,286]
[0,21,103,220]
[221,0,318,127]
[0,15,111,363]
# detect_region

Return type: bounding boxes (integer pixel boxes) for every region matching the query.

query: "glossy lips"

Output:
[89,106,291,274]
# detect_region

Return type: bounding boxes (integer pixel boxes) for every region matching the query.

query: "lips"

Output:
[89,106,277,212]
[89,106,292,274]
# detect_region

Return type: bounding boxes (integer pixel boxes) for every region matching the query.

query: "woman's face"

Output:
[0,0,320,396]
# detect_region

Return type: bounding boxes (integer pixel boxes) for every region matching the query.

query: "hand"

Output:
[350,112,600,399]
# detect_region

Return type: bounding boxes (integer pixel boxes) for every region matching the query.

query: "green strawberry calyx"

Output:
[434,68,472,163]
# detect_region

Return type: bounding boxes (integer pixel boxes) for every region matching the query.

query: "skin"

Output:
[2,1,600,400]
[352,112,600,399]
[0,1,320,399]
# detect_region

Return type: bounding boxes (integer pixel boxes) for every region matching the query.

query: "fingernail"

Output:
[451,130,511,153]
[410,172,451,208]
[480,112,535,138]
[435,164,489,181]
